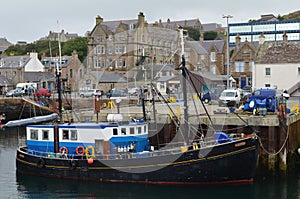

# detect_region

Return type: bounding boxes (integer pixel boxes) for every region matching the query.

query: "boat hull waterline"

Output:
[16,136,259,185]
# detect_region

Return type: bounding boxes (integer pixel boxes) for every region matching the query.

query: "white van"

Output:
[16,83,37,94]
[218,88,243,107]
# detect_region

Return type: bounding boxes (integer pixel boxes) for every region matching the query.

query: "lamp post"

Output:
[223,15,233,89]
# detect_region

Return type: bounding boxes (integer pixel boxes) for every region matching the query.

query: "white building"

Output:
[253,41,300,95]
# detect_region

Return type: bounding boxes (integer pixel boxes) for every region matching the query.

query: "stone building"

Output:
[86,12,179,78]
[41,51,84,92]
[229,35,259,89]
[40,30,78,42]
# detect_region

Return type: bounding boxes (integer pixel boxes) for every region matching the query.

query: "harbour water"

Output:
[1,127,300,199]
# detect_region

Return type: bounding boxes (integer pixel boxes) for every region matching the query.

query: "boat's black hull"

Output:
[16,136,259,185]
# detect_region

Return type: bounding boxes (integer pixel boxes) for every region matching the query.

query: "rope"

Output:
[258,119,289,156]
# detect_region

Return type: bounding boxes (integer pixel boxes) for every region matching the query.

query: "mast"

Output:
[54,30,63,154]
[57,33,63,122]
[179,27,189,145]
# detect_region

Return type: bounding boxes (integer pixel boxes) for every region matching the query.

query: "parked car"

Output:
[218,88,244,107]
[33,88,51,98]
[201,88,223,104]
[79,89,103,98]
[128,87,139,96]
[5,88,23,97]
[106,89,127,98]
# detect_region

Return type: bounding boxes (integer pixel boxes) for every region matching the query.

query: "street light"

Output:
[223,14,233,89]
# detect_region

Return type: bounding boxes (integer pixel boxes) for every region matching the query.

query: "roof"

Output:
[156,76,176,82]
[41,56,71,68]
[23,72,55,82]
[92,71,127,83]
[202,23,223,31]
[160,19,202,30]
[185,41,207,54]
[256,41,300,64]
[0,55,30,68]
[102,19,138,32]
[201,40,224,53]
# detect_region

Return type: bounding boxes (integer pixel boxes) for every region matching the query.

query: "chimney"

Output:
[199,33,204,43]
[235,34,241,46]
[72,50,78,59]
[96,15,103,25]
[259,32,265,45]
[138,12,145,28]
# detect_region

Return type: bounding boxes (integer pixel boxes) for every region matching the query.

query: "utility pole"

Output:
[223,15,233,89]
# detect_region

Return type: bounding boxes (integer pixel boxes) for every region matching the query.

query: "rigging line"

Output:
[151,83,185,140]
[150,82,178,121]
[185,69,214,128]
[233,112,260,134]
[19,101,27,120]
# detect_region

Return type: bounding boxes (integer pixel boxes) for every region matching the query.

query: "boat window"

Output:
[30,129,38,140]
[113,128,118,135]
[121,128,126,135]
[137,127,141,134]
[144,126,147,133]
[130,127,134,135]
[62,130,69,140]
[42,130,49,140]
[70,130,77,140]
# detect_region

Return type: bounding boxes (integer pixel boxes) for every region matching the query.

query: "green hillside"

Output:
[280,10,300,20]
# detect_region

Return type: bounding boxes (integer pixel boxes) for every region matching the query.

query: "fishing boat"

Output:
[14,28,259,185]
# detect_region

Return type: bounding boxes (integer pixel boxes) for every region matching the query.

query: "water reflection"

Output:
[16,173,259,199]
[1,127,300,198]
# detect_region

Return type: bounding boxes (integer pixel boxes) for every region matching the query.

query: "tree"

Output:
[4,37,88,62]
[61,37,88,62]
[203,31,218,40]
[185,27,200,41]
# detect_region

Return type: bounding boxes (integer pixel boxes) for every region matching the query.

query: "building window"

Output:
[265,68,271,76]
[70,130,77,140]
[108,46,113,54]
[94,45,105,54]
[62,130,69,140]
[210,66,216,74]
[210,52,216,62]
[94,58,101,68]
[96,34,103,41]
[42,130,49,140]
[235,61,245,72]
[69,69,73,78]
[115,46,123,54]
[30,129,38,140]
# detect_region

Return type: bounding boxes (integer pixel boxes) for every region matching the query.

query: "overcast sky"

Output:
[1,0,300,44]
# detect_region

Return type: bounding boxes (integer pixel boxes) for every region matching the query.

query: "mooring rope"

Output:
[258,119,289,156]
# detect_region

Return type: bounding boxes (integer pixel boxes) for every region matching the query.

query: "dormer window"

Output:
[96,34,103,42]
[129,24,136,30]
